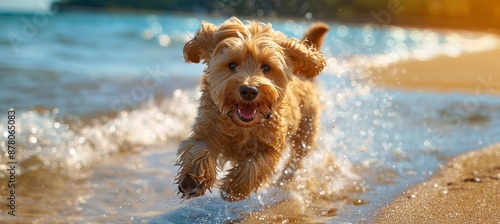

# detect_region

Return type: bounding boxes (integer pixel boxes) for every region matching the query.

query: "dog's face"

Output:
[184,17,325,127]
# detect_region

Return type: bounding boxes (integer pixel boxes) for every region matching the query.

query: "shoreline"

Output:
[374,143,500,223]
[368,32,500,223]
[367,48,500,96]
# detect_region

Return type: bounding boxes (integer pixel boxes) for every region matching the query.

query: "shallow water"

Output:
[1,11,500,223]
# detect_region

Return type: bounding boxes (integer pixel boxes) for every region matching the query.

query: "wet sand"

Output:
[369,48,500,223]
[367,48,500,95]
[374,144,500,223]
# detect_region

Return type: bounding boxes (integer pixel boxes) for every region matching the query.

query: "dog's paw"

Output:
[177,174,208,199]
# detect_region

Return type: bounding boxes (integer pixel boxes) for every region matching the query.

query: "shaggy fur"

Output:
[175,17,329,202]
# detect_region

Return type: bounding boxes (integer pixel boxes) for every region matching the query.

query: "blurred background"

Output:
[5,0,500,30]
[1,0,499,223]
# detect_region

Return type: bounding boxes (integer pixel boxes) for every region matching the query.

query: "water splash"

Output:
[0,89,198,176]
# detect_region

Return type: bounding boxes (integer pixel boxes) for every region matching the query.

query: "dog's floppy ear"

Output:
[183,21,218,63]
[282,38,326,79]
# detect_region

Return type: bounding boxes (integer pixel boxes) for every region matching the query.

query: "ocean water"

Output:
[0,11,500,223]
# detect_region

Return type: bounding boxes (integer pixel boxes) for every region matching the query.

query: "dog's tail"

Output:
[302,22,329,50]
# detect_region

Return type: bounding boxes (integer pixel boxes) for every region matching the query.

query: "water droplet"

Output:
[29,136,37,144]
[424,141,430,147]
[78,137,85,144]
[305,12,312,19]
[337,25,349,37]
[159,34,171,47]
[364,35,375,46]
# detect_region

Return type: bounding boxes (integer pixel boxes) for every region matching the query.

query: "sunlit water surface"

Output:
[1,11,499,223]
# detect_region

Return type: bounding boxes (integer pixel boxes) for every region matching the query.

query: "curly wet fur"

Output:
[175,17,329,201]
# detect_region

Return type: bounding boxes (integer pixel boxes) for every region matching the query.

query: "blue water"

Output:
[1,10,499,223]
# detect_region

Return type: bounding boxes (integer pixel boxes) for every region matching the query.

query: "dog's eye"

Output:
[261,65,270,72]
[229,63,237,70]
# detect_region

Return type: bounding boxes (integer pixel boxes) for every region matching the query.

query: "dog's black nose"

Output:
[239,86,259,101]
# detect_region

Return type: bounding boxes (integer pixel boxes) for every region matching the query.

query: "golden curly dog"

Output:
[175,17,329,202]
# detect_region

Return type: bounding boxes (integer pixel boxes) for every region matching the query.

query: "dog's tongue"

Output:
[238,104,257,119]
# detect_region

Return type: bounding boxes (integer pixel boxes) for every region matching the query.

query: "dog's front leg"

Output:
[175,139,217,199]
[220,144,281,202]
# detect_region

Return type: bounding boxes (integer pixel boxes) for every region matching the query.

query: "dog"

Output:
[175,17,329,202]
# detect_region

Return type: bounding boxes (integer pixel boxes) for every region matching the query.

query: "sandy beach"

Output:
[369,44,500,223]
[374,143,500,223]
[368,48,500,95]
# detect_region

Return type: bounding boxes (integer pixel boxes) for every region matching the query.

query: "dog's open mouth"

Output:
[237,103,257,122]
